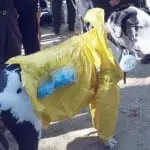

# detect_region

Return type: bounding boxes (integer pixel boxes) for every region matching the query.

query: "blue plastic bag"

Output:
[37,67,77,99]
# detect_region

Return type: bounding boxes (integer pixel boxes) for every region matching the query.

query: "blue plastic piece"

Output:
[37,82,54,99]
[37,67,77,99]
[52,67,77,89]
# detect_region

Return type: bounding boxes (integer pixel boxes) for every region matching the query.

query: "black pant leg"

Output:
[0,16,7,63]
[6,14,22,61]
[52,0,63,33]
[66,0,76,28]
[18,6,40,55]
[92,0,113,21]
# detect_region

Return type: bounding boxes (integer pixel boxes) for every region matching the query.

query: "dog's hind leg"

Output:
[0,92,42,150]
[1,110,41,150]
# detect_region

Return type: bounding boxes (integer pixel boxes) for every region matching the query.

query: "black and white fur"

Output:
[1,6,150,150]
[107,5,150,56]
[0,64,41,150]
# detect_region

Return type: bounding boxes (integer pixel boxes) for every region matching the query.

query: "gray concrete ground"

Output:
[1,26,150,150]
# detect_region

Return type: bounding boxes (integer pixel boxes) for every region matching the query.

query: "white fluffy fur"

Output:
[129,6,150,54]
[0,70,42,138]
[146,0,150,8]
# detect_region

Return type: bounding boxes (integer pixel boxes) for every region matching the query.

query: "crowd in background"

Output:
[0,0,40,65]
[0,0,148,65]
[39,0,150,64]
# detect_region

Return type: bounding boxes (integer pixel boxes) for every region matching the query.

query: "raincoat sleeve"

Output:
[84,8,123,141]
[89,72,121,141]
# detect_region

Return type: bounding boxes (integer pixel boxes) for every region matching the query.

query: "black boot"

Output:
[54,28,60,35]
[53,26,60,35]
[68,24,74,32]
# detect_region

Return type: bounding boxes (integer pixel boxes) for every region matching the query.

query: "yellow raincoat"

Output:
[7,8,123,141]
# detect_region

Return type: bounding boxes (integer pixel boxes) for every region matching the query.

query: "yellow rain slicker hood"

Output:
[7,8,123,141]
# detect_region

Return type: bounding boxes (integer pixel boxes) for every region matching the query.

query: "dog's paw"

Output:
[103,137,118,149]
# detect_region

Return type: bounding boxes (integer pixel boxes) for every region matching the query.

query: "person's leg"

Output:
[0,16,7,64]
[6,14,22,62]
[18,5,40,55]
[52,0,63,34]
[66,0,76,31]
[92,0,113,21]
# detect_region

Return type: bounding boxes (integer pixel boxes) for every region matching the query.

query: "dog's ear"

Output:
[108,6,135,38]
[110,11,128,38]
[116,8,138,38]
[121,10,138,36]
[108,6,138,39]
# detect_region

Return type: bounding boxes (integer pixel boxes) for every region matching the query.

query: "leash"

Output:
[107,33,127,84]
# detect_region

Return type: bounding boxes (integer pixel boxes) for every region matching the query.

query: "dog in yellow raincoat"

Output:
[0,6,150,150]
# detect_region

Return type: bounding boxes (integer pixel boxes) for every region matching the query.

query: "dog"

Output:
[0,6,150,150]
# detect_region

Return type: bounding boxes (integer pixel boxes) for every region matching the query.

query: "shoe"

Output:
[53,27,60,35]
[68,24,74,32]
[141,54,150,64]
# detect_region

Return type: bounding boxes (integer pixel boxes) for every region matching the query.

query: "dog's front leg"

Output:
[89,75,120,149]
[103,137,118,149]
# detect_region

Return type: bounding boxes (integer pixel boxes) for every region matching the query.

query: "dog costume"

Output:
[7,8,123,142]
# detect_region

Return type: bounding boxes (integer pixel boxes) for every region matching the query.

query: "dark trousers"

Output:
[0,12,21,63]
[92,0,144,21]
[115,0,141,7]
[92,0,113,21]
[18,6,40,55]
[52,0,76,30]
